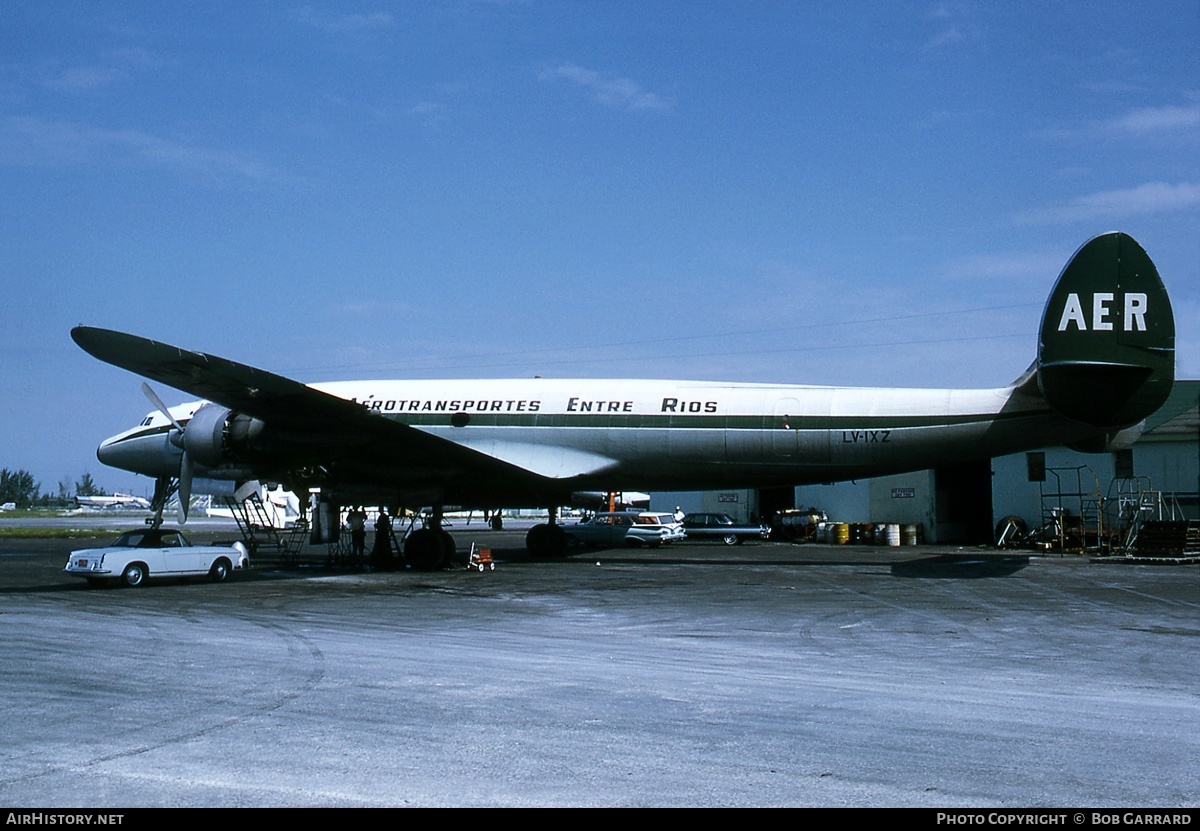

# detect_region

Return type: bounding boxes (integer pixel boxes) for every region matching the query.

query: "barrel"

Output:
[901,523,922,546]
[831,522,849,545]
[886,523,901,547]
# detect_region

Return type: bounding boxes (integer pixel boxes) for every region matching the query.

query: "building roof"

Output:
[1142,380,1199,442]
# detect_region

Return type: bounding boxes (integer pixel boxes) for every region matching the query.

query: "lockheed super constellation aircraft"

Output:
[73,232,1174,567]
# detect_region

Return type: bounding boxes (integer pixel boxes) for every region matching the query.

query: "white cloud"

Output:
[1042,102,1200,142]
[0,116,282,184]
[540,63,671,111]
[923,3,979,51]
[1104,104,1200,135]
[942,251,1064,284]
[41,65,126,92]
[289,7,394,34]
[1016,181,1200,225]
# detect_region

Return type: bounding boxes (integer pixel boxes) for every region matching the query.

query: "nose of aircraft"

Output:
[97,434,134,471]
[97,431,177,476]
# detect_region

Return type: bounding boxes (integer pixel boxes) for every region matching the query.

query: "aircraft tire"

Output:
[994,515,1028,547]
[406,529,449,571]
[526,523,568,559]
[439,530,457,568]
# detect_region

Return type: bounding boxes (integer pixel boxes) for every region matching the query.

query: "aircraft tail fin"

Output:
[1036,232,1174,427]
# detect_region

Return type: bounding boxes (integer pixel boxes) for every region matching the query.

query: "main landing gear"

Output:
[404,506,457,571]
[525,507,568,560]
[402,505,569,568]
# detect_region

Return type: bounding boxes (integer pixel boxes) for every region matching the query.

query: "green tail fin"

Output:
[1038,232,1174,427]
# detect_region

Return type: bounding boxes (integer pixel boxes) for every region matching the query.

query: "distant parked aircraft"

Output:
[75,493,151,509]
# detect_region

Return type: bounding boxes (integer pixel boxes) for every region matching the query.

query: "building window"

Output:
[1026,452,1046,482]
[1114,449,1134,479]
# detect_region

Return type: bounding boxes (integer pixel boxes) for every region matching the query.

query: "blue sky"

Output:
[2,1,1197,495]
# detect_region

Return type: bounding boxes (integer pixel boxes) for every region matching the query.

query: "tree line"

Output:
[0,469,109,508]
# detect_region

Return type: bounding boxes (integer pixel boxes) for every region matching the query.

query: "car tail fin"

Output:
[1037,232,1174,427]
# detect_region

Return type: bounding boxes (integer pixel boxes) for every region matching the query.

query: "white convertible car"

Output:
[64,528,250,587]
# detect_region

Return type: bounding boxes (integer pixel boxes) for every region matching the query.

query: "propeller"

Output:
[141,382,194,523]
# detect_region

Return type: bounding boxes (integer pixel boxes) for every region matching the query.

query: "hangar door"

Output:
[934,460,993,544]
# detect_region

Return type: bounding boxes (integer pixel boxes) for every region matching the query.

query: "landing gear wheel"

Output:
[994,515,1028,547]
[439,530,457,567]
[406,528,452,571]
[526,523,568,559]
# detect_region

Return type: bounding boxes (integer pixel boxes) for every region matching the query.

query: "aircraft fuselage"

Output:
[98,376,1097,507]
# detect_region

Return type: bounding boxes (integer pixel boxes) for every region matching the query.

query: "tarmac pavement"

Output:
[0,518,1197,807]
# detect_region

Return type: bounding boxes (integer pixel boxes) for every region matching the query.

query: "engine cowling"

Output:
[182,404,265,467]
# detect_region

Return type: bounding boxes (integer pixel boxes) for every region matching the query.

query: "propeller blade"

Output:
[141,382,184,432]
[142,382,191,523]
[177,451,194,524]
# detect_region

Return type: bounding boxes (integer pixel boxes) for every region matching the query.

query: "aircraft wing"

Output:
[70,326,589,483]
[74,327,371,431]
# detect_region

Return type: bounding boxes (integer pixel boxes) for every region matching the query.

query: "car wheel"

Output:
[626,537,643,548]
[722,533,740,546]
[209,558,231,583]
[121,563,147,588]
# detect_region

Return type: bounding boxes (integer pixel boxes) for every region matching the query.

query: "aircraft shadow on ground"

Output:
[488,547,1033,578]
[889,554,1030,578]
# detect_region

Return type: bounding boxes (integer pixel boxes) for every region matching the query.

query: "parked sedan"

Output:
[680,513,768,545]
[64,528,250,587]
[565,512,683,548]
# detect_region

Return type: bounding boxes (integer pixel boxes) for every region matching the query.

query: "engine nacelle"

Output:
[182,404,265,467]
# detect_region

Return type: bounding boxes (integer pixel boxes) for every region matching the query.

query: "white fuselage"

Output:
[99,375,1098,505]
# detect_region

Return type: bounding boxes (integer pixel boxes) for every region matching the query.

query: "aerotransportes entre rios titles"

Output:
[348,394,720,415]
